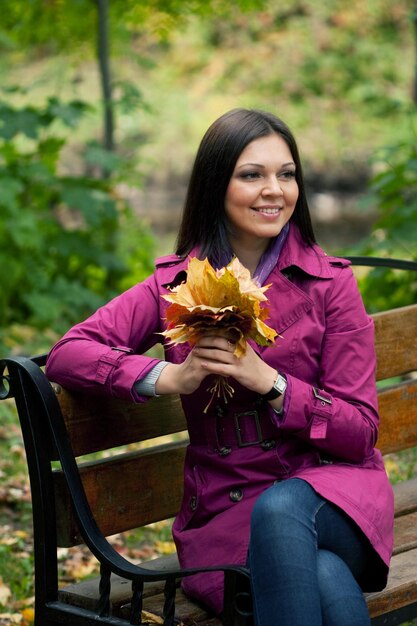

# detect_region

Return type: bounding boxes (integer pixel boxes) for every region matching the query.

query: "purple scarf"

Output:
[210,223,290,286]
[253,223,289,286]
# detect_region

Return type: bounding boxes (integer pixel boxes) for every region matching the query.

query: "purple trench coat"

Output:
[46,224,394,615]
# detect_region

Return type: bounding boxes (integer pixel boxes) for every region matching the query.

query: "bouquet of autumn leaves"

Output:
[161,257,278,412]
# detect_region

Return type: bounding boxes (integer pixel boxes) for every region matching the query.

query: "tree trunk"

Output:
[413,4,417,105]
[96,0,114,154]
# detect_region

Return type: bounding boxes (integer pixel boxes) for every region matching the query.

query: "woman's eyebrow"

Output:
[236,161,296,169]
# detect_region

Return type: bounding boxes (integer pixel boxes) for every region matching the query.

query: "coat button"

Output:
[229,488,243,502]
[261,439,276,451]
[216,446,231,457]
[189,496,197,511]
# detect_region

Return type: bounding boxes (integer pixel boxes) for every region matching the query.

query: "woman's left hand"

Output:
[192,334,277,396]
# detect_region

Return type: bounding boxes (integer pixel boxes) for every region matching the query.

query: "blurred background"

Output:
[0,2,417,621]
[0,0,416,355]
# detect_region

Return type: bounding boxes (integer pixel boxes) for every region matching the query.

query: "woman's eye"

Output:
[279,170,296,180]
[239,171,261,180]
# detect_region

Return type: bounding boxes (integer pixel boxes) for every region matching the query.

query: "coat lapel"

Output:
[264,268,314,334]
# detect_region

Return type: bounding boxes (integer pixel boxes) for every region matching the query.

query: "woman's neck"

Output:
[230,238,269,276]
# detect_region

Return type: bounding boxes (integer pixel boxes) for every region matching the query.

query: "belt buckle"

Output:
[234,410,262,447]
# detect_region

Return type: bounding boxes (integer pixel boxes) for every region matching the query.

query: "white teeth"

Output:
[255,207,281,214]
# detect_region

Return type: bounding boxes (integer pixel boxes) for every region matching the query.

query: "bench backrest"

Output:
[373,303,417,454]
[52,390,188,545]
[52,302,417,547]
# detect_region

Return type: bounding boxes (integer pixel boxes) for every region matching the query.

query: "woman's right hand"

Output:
[155,335,236,395]
[155,355,207,395]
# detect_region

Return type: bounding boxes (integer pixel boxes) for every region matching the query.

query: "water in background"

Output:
[127,181,376,255]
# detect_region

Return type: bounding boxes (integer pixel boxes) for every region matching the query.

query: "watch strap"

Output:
[260,373,287,401]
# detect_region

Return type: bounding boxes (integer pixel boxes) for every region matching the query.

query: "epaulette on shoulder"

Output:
[327,256,352,268]
[155,253,184,268]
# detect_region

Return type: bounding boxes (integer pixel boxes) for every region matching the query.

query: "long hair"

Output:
[176,108,316,266]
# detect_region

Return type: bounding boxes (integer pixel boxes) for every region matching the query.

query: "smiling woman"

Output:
[45,108,394,626]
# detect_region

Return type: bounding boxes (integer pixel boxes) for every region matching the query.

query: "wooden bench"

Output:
[1,257,417,626]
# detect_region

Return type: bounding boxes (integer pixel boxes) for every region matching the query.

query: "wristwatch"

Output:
[261,372,287,401]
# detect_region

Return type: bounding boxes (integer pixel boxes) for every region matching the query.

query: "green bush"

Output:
[351,114,417,312]
[0,92,155,343]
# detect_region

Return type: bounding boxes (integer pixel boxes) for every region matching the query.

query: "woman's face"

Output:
[225,133,299,251]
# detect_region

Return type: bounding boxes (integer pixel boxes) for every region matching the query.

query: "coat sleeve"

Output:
[45,273,165,403]
[275,266,379,463]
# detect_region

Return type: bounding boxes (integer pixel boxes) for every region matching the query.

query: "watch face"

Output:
[275,375,287,395]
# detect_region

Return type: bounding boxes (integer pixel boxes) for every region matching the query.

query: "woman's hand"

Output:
[193,335,278,395]
[155,335,279,398]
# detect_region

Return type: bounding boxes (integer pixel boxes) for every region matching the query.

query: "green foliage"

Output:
[350,113,417,312]
[0,0,414,178]
[0,0,266,54]
[0,93,154,338]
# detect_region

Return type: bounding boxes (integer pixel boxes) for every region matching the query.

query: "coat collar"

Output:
[155,223,340,287]
[277,224,334,279]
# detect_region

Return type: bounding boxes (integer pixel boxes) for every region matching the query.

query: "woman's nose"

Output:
[261,176,283,196]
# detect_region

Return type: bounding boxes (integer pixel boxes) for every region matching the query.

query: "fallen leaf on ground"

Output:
[20,608,34,624]
[141,610,163,624]
[0,579,12,607]
[154,540,176,555]
[0,614,22,625]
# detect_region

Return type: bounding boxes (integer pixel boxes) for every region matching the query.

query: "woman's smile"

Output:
[251,205,283,216]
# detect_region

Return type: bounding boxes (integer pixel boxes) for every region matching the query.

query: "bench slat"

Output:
[54,388,187,459]
[373,304,417,381]
[54,442,187,547]
[392,477,417,517]
[366,547,417,618]
[377,379,417,454]
[133,588,216,625]
[393,511,417,556]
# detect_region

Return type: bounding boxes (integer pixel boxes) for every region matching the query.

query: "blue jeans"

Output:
[248,478,371,626]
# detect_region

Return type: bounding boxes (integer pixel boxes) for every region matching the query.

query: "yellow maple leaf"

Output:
[217,257,269,301]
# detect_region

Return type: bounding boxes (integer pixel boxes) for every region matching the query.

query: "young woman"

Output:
[46,108,394,625]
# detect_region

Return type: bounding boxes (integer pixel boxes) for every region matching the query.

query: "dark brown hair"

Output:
[176,108,316,266]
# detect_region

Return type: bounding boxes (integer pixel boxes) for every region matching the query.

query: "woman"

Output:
[46,108,394,625]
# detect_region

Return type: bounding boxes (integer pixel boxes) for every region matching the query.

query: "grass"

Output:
[0,400,35,624]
